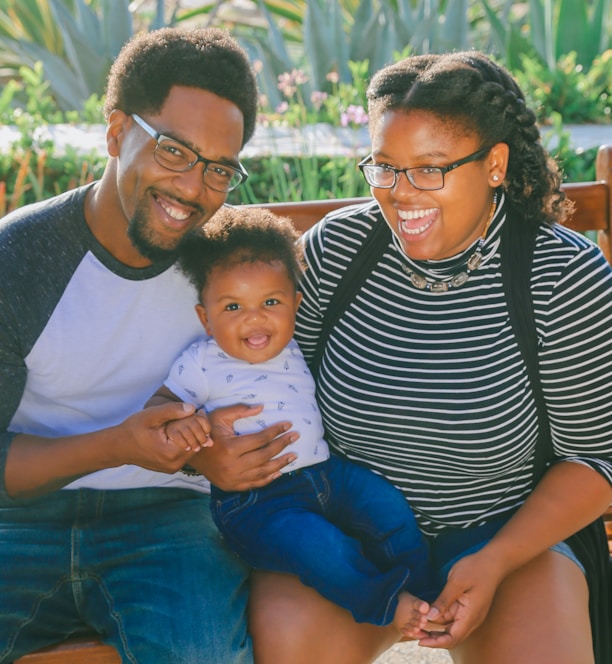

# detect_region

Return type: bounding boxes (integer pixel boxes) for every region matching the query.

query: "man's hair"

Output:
[104,27,258,147]
[179,206,304,299]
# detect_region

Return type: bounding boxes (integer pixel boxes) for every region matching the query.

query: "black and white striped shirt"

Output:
[295,195,612,536]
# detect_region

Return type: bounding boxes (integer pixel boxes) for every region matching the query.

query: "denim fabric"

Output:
[211,455,436,626]
[0,488,252,664]
[431,517,586,583]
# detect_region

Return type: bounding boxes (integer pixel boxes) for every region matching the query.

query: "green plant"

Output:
[0,0,134,112]
[226,154,370,204]
[541,112,598,182]
[515,51,612,124]
[258,60,369,126]
[0,144,105,214]
[481,0,611,73]
[0,59,104,127]
[228,0,479,110]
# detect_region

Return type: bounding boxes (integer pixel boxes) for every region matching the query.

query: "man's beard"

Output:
[127,211,184,263]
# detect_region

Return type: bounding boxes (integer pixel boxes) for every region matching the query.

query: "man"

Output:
[0,27,294,663]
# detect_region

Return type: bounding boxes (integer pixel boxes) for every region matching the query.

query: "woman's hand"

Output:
[186,403,299,491]
[409,548,506,649]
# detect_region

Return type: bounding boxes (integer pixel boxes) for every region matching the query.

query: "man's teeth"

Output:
[160,200,190,221]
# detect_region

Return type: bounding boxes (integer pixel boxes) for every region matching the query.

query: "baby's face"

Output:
[196,260,302,364]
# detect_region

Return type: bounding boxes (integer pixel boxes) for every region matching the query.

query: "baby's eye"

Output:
[225,303,240,311]
[264,298,280,306]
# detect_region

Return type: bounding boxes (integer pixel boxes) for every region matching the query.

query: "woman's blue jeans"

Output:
[0,488,252,664]
[211,455,436,626]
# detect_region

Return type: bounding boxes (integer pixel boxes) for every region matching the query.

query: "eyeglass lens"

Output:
[154,138,243,192]
[362,165,444,190]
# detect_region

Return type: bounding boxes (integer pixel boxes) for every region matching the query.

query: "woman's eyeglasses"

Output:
[358,146,492,191]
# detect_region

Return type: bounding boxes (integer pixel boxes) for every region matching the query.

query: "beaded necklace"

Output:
[399,192,498,292]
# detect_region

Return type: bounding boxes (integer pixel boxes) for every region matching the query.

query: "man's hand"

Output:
[187,403,298,491]
[118,401,209,473]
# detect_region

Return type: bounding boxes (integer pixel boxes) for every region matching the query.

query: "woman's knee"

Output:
[451,550,592,664]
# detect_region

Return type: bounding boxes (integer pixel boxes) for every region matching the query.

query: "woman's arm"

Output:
[415,461,612,647]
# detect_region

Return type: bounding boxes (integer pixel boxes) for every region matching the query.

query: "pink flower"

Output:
[276,101,289,114]
[277,69,309,98]
[310,91,328,110]
[340,105,369,127]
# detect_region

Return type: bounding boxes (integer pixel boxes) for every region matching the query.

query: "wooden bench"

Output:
[15,143,612,663]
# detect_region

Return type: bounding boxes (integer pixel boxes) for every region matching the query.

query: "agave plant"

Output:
[231,0,476,109]
[0,0,135,112]
[481,0,611,72]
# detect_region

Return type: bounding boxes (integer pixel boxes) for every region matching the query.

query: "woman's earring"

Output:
[492,174,500,182]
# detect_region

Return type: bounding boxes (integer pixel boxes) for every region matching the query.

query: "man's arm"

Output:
[4,401,204,499]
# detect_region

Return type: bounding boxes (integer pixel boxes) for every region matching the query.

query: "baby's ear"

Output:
[195,304,211,335]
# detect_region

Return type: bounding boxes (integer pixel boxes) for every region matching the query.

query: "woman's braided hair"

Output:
[367,51,572,226]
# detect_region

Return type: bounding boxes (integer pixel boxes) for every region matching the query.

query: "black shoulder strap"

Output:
[310,215,391,375]
[499,211,553,482]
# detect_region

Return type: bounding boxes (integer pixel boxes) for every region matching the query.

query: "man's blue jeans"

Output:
[0,488,252,664]
[211,455,436,626]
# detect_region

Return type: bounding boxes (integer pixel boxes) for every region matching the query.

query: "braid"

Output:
[367,52,572,226]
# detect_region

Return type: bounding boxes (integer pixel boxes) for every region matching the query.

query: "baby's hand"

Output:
[165,410,212,452]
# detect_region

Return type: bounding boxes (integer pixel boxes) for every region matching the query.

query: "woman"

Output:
[247,52,612,664]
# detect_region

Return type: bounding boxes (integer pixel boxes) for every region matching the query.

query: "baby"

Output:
[147,205,439,629]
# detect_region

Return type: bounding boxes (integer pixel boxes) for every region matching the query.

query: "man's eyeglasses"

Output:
[131,114,248,193]
[358,146,492,191]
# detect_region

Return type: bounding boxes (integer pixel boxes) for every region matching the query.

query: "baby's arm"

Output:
[146,385,212,452]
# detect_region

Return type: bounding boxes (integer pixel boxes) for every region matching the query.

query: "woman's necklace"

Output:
[401,192,498,292]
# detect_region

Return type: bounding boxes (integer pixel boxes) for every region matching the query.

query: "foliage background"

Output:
[0,0,610,211]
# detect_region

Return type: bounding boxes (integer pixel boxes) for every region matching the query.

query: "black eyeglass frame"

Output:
[358,146,493,191]
[131,113,248,193]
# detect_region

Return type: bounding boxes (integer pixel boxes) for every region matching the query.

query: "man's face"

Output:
[112,86,245,264]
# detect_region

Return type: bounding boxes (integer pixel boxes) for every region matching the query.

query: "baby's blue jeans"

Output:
[211,455,436,626]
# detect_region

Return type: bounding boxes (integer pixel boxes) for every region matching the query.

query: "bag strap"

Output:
[310,215,391,376]
[499,210,553,482]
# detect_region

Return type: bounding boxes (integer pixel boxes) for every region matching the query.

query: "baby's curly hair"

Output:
[104,27,258,147]
[367,51,572,227]
[179,206,304,300]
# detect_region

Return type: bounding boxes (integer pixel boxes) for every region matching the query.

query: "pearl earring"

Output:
[492,175,500,182]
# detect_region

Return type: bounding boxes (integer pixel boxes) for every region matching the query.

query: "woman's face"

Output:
[369,109,507,261]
